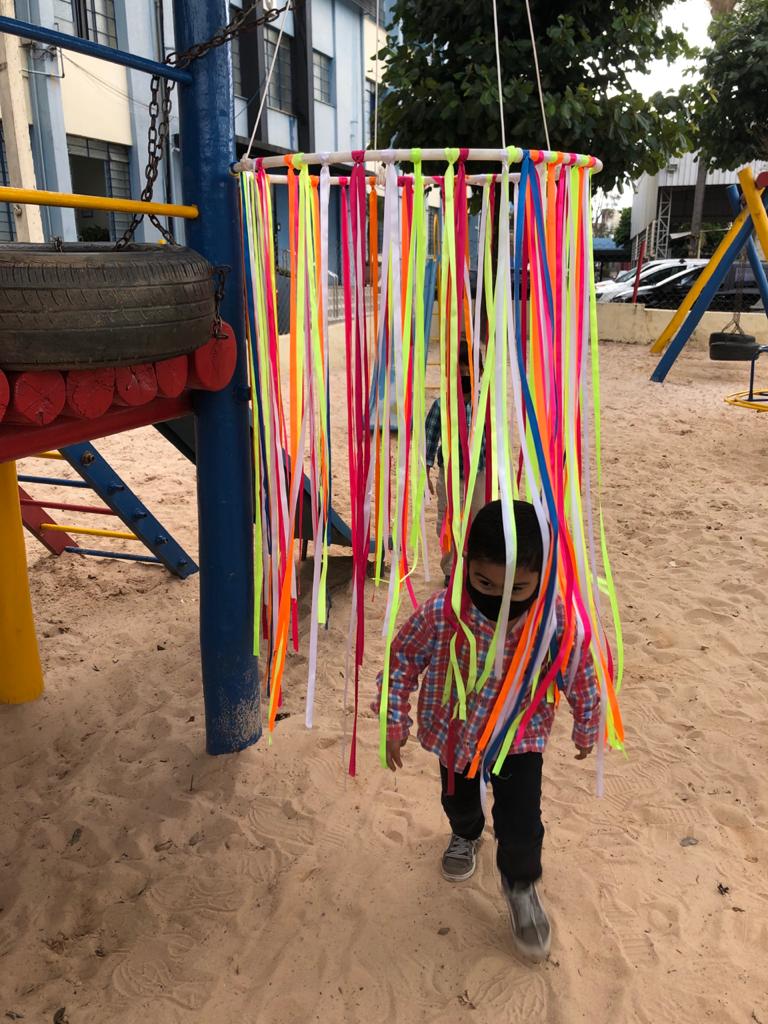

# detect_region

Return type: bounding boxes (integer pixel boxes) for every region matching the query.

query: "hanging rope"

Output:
[524,0,551,151]
[491,0,506,148]
[373,0,381,150]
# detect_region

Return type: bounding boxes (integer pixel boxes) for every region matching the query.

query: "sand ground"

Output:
[2,343,768,1023]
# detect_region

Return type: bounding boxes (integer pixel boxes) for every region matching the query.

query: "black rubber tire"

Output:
[709,332,760,362]
[0,242,216,371]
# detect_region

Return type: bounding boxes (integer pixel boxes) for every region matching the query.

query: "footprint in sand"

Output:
[600,887,658,968]
[111,953,211,1012]
[244,797,315,860]
[600,754,678,818]
[150,870,243,917]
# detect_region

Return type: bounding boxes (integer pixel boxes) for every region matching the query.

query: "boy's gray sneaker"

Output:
[441,833,479,882]
[501,878,551,961]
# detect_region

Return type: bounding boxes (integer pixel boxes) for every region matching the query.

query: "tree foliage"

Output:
[377,0,696,192]
[695,0,768,169]
[613,208,632,248]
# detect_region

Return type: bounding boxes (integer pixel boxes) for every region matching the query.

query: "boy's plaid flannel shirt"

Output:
[374,590,599,771]
[425,398,487,473]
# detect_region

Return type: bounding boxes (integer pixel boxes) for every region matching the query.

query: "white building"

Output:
[0,0,389,263]
[630,152,768,260]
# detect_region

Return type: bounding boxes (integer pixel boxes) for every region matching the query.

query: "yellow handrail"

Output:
[0,186,198,220]
[41,523,139,541]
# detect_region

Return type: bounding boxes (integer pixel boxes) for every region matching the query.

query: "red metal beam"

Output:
[0,394,193,464]
[18,485,75,554]
[19,498,117,516]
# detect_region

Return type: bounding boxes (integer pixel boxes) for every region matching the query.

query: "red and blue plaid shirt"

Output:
[425,398,487,473]
[374,590,599,770]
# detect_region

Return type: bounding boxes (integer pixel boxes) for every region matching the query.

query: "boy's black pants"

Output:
[440,752,544,884]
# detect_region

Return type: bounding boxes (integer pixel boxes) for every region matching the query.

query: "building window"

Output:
[313,51,333,105]
[67,135,131,242]
[0,124,15,242]
[265,27,294,114]
[59,0,118,48]
[230,6,243,97]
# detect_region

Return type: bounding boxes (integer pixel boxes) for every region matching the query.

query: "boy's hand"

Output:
[426,467,435,495]
[386,736,408,771]
[574,745,593,760]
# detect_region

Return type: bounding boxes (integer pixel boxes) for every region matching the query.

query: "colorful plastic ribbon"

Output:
[239,146,624,780]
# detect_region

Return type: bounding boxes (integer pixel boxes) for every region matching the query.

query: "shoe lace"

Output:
[513,883,547,930]
[446,834,474,860]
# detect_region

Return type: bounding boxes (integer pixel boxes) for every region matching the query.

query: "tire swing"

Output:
[707,251,768,410]
[0,242,216,368]
[0,242,237,427]
[708,252,758,361]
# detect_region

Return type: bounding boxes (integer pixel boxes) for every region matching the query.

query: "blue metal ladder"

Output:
[18,441,197,579]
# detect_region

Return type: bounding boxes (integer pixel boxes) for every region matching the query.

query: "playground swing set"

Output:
[1,3,625,786]
[649,167,768,410]
[0,1,264,756]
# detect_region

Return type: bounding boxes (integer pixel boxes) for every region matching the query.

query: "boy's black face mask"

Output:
[466,578,539,622]
[460,374,472,398]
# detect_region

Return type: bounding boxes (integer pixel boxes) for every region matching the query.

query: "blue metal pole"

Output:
[0,15,193,82]
[64,547,163,565]
[172,0,260,754]
[727,185,768,315]
[650,212,758,383]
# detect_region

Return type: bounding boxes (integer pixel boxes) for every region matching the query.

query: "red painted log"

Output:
[756,171,768,189]
[187,323,237,392]
[114,364,158,407]
[0,369,9,423]
[64,368,116,420]
[4,370,66,426]
[154,355,189,399]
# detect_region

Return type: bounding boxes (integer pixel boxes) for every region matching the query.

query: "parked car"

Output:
[596,259,703,303]
[608,260,708,308]
[610,259,768,312]
[711,261,768,312]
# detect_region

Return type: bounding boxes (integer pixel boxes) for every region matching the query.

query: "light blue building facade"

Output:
[0,0,388,256]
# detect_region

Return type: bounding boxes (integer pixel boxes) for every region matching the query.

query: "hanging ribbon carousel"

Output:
[234,143,624,787]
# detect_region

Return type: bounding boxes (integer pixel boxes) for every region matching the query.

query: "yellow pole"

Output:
[738,168,768,262]
[0,461,44,703]
[40,523,138,541]
[0,185,198,220]
[650,202,756,354]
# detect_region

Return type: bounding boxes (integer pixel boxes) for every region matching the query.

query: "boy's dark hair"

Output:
[467,499,543,573]
[458,338,483,371]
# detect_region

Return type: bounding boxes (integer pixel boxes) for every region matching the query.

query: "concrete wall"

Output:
[597,302,768,348]
[333,0,363,151]
[313,0,335,54]
[363,16,385,81]
[59,55,133,145]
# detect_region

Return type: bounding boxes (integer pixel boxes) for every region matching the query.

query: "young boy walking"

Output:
[374,500,599,961]
[425,341,487,582]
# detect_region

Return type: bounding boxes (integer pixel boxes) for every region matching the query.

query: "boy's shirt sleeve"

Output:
[424,399,441,468]
[564,635,600,749]
[373,599,438,741]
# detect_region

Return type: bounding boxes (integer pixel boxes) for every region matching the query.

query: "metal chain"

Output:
[115,0,297,250]
[212,265,231,337]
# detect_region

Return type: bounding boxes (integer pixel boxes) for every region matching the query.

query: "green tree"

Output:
[613,208,632,248]
[377,0,696,192]
[695,0,768,169]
